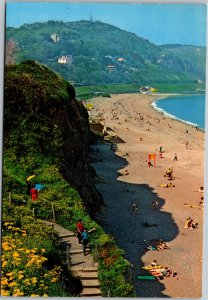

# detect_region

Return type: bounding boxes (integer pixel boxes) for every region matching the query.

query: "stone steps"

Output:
[82,266,98,272]
[82,279,100,288]
[41,220,102,297]
[71,265,98,275]
[69,247,90,254]
[71,262,97,269]
[78,271,98,279]
[80,287,102,297]
[60,233,75,238]
[69,249,84,254]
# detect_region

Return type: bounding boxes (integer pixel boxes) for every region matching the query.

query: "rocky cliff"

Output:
[4,60,103,213]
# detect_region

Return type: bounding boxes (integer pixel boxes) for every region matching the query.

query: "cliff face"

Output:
[4,60,103,213]
[52,96,103,213]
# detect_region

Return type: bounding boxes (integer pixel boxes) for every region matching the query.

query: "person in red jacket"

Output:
[76,219,84,245]
[30,185,38,201]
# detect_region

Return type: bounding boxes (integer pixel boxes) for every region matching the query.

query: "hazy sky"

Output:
[6,2,207,46]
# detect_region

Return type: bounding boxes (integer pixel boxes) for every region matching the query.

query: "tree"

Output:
[5,39,17,64]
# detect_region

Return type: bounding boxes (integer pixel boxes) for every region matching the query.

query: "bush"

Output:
[1,224,65,297]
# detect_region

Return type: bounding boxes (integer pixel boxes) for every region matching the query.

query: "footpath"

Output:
[42,220,102,297]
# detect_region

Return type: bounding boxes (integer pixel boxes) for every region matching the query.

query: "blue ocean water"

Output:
[152,95,205,129]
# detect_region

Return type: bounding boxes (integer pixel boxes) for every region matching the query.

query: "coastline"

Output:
[150,93,205,131]
[90,93,204,298]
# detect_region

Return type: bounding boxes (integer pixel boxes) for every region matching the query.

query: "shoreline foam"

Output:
[151,94,205,131]
[151,100,199,128]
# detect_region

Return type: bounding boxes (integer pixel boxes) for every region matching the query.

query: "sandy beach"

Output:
[89,93,204,298]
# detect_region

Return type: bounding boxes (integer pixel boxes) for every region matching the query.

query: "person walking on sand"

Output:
[81,228,96,256]
[152,200,159,209]
[173,153,178,161]
[76,219,85,245]
[132,202,138,214]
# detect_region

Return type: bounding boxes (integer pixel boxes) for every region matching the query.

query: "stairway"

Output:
[42,220,102,297]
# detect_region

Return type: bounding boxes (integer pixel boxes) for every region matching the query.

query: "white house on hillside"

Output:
[58,55,72,64]
[51,34,60,43]
[117,57,125,62]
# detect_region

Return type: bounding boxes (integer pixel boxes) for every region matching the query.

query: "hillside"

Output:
[2,60,134,297]
[4,60,102,213]
[6,20,206,86]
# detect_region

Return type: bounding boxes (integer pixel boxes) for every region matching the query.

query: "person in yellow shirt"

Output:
[184,217,191,229]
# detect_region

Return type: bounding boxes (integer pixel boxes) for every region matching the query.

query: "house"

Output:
[107,65,115,72]
[139,86,158,94]
[117,57,125,62]
[51,34,60,43]
[68,80,75,85]
[58,55,72,64]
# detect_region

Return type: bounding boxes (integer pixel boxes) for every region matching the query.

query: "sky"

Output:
[5,2,207,46]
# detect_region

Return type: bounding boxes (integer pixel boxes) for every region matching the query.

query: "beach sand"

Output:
[89,93,204,298]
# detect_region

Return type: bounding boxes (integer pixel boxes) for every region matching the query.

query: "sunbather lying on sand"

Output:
[150,267,177,278]
[142,261,162,270]
[157,241,170,251]
[146,240,170,251]
[159,183,175,188]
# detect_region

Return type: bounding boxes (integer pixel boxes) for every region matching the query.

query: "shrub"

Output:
[1,227,65,297]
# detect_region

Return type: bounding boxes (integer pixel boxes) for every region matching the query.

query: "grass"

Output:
[75,82,205,100]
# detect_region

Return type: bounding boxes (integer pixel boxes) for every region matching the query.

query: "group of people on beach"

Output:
[184,217,198,229]
[149,260,177,279]
[142,260,177,280]
[183,186,203,228]
[93,99,203,293]
[146,239,170,251]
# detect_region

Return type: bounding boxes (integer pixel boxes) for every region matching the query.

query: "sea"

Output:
[152,94,206,130]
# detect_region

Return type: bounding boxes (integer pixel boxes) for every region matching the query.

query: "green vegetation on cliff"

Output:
[2,61,135,297]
